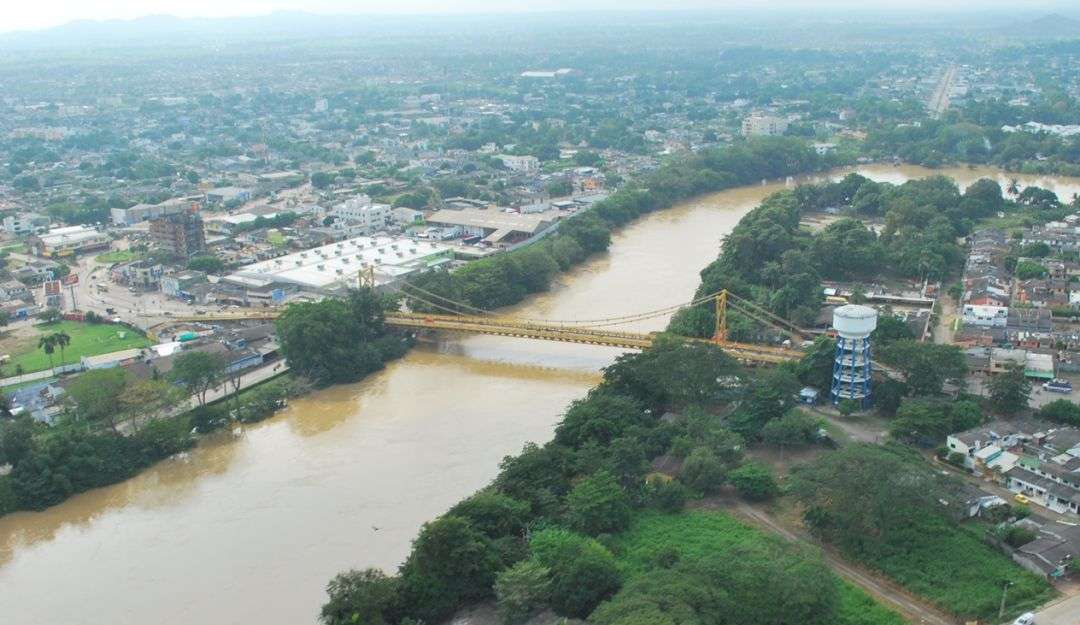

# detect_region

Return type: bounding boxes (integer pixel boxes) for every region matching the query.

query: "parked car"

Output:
[1043,379,1073,394]
[1013,612,1035,625]
[1014,493,1030,505]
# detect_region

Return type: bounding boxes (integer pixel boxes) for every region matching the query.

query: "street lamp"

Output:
[998,580,1013,619]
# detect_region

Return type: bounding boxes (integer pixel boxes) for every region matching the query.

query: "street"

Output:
[1033,593,1080,625]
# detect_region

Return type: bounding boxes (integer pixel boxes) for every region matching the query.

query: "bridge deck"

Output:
[170,310,805,363]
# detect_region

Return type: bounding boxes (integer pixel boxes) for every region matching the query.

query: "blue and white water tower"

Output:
[830,304,878,408]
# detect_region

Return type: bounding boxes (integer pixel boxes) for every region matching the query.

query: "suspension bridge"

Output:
[167,282,819,365]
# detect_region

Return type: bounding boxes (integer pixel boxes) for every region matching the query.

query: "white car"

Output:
[1013,612,1035,625]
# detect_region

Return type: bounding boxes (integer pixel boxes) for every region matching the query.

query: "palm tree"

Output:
[53,331,71,367]
[38,335,56,373]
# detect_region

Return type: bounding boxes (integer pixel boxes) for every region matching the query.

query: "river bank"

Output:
[3,164,1080,625]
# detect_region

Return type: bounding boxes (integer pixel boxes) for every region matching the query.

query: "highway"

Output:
[927,63,958,118]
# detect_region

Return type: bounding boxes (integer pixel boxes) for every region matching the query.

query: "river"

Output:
[2,165,1079,625]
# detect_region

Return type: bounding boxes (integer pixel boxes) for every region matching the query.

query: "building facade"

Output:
[149,212,206,258]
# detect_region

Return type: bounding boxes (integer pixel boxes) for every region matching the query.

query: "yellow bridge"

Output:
[166,288,813,365]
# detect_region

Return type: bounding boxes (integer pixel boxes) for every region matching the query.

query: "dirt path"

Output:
[934,295,958,345]
[695,496,957,625]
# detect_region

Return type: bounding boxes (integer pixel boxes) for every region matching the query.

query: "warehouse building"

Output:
[224,235,453,293]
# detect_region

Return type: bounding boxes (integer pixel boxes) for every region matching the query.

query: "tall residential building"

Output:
[741,114,789,137]
[150,212,206,258]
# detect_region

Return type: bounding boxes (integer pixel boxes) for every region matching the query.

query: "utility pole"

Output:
[998,580,1012,619]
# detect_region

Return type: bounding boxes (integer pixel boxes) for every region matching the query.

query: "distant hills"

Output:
[1009,13,1080,38]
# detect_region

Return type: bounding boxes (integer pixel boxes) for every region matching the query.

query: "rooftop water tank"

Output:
[832,304,878,339]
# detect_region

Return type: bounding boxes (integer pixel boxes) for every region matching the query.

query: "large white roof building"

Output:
[225,235,453,291]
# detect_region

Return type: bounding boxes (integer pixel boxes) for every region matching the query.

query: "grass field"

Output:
[7,321,150,374]
[865,517,1054,621]
[95,250,140,263]
[610,511,906,625]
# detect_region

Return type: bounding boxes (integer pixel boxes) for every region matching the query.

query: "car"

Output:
[1043,379,1073,394]
[1014,493,1030,505]
[1013,612,1035,625]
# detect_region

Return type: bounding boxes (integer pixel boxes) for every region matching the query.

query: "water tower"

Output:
[831,304,878,408]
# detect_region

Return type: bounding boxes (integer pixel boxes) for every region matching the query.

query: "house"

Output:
[1012,519,1080,578]
[7,381,65,423]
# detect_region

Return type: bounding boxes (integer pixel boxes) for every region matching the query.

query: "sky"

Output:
[2,0,1074,34]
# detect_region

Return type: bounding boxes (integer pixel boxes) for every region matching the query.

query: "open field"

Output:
[610,510,906,625]
[94,250,141,263]
[5,321,149,374]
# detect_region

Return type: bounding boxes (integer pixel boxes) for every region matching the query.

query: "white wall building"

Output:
[330,195,393,234]
[225,235,453,291]
[962,304,1009,328]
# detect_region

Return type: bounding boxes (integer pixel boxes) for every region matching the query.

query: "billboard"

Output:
[43,280,62,296]
[62,274,79,286]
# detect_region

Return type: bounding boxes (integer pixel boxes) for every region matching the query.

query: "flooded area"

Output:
[2,165,1077,625]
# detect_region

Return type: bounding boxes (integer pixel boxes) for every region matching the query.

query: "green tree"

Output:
[1014,260,1048,280]
[276,288,403,386]
[495,560,551,624]
[529,529,621,618]
[311,171,335,189]
[169,350,226,407]
[187,255,225,274]
[566,470,632,536]
[1037,399,1080,426]
[877,340,967,396]
[52,331,71,366]
[890,398,984,444]
[66,368,128,428]
[36,307,61,324]
[678,446,727,494]
[760,410,820,447]
[398,515,505,623]
[729,462,780,501]
[988,364,1031,415]
[791,444,948,558]
[320,568,400,625]
[37,334,56,371]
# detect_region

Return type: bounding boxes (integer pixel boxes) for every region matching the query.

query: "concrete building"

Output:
[497,154,540,173]
[150,212,206,258]
[741,114,788,137]
[225,235,453,292]
[330,195,393,234]
[28,225,110,257]
[111,197,200,226]
[161,271,208,300]
[2,212,49,236]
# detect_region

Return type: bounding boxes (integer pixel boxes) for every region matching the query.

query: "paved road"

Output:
[928,64,958,118]
[1034,593,1080,625]
[695,496,956,625]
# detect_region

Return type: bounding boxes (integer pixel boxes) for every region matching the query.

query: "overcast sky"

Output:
[3,0,1074,33]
